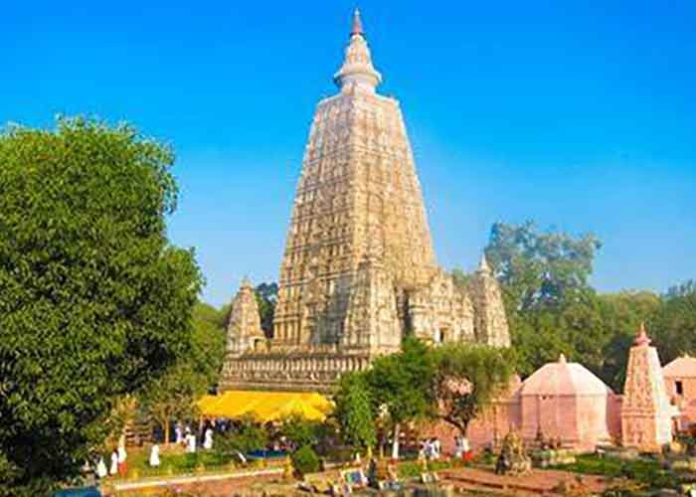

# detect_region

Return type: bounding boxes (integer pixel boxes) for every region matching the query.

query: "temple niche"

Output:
[220,10,510,393]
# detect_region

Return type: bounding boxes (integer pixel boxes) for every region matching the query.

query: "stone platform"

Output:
[441,466,609,496]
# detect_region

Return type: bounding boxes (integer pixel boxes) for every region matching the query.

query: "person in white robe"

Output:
[203,427,214,450]
[96,456,108,478]
[109,449,119,476]
[174,424,183,445]
[186,432,197,453]
[149,444,161,467]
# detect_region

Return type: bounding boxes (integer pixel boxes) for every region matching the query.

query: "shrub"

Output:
[214,419,268,457]
[291,445,321,476]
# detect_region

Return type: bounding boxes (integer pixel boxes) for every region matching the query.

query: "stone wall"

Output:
[220,349,371,393]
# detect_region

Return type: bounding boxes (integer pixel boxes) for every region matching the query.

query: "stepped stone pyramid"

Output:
[221,10,510,392]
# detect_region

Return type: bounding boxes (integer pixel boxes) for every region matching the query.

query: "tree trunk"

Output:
[164,418,171,446]
[391,423,400,460]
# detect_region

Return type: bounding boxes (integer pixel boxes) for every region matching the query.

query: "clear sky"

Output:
[3,1,695,306]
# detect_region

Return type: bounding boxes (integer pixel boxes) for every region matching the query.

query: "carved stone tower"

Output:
[621,323,673,452]
[469,256,511,347]
[220,11,511,392]
[272,9,437,350]
[225,278,265,356]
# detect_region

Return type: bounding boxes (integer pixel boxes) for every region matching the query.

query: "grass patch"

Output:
[115,448,239,479]
[553,453,679,490]
[397,459,458,479]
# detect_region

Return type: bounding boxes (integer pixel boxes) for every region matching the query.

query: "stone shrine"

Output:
[221,10,510,392]
[621,323,673,452]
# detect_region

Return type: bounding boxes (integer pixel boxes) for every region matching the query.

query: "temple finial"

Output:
[634,321,651,346]
[351,8,364,36]
[559,353,567,364]
[478,254,491,274]
[241,275,252,289]
[334,8,381,92]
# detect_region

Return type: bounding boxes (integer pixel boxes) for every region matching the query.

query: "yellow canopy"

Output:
[197,390,333,422]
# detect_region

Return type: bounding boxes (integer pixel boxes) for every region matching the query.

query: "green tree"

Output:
[653,281,696,363]
[280,415,322,448]
[432,344,516,436]
[0,118,201,494]
[334,373,376,451]
[484,221,603,376]
[141,301,225,443]
[366,337,435,458]
[485,220,600,313]
[215,417,268,455]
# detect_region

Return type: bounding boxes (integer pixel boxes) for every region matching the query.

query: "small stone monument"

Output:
[621,323,673,453]
[495,428,532,475]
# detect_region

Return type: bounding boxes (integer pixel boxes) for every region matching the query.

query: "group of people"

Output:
[93,437,128,479]
[418,437,443,461]
[453,435,472,460]
[89,421,219,479]
[172,422,215,455]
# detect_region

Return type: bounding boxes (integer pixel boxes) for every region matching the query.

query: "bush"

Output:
[291,445,321,476]
[214,419,268,457]
[280,415,321,448]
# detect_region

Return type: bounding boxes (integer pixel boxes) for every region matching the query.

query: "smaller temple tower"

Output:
[469,255,511,347]
[225,278,266,356]
[621,323,673,452]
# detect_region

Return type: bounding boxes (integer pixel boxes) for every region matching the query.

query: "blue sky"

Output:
[3,1,695,306]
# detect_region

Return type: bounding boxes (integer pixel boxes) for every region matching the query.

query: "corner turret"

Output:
[225,278,266,356]
[468,254,511,347]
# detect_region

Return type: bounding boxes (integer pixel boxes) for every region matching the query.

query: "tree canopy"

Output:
[0,118,202,494]
[652,281,696,363]
[481,220,686,391]
[432,344,516,436]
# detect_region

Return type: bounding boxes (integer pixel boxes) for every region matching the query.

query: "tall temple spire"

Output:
[478,254,491,274]
[334,9,382,92]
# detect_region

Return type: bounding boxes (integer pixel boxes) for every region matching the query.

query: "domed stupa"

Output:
[519,354,618,450]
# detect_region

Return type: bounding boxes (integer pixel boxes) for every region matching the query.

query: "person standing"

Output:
[117,443,128,477]
[149,444,161,468]
[109,449,119,476]
[186,431,197,454]
[96,456,108,479]
[174,423,183,445]
[203,426,214,451]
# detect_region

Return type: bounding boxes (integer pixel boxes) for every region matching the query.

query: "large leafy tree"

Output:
[483,221,663,387]
[485,220,600,313]
[484,221,603,376]
[432,343,516,436]
[0,118,202,494]
[366,337,435,458]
